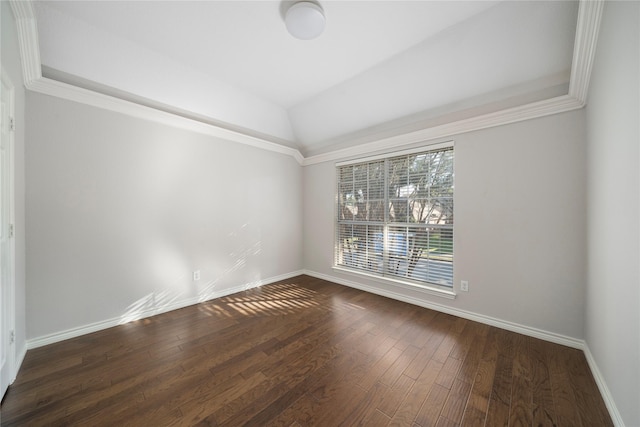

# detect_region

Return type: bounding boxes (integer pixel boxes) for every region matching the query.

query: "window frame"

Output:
[333,141,456,299]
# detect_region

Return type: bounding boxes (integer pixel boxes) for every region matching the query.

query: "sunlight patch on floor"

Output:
[201,282,320,318]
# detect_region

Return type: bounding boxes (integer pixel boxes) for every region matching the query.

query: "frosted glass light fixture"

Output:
[285,1,325,40]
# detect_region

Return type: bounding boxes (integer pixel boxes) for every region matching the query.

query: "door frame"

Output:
[1,66,17,397]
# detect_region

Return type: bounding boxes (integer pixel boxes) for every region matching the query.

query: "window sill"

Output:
[332,266,456,300]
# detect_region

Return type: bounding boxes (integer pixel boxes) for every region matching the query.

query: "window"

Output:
[335,143,454,288]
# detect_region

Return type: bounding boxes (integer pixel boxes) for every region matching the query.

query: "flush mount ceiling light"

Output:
[285,1,325,40]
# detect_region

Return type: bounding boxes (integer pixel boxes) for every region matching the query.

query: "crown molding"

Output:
[303,0,605,166]
[9,0,42,85]
[302,94,583,165]
[7,0,304,165]
[10,0,602,168]
[30,77,306,162]
[569,0,605,104]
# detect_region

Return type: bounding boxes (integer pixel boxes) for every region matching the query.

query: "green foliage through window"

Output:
[335,146,454,287]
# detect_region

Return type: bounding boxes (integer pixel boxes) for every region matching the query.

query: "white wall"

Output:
[304,110,587,341]
[25,92,303,340]
[585,2,640,426]
[1,0,28,375]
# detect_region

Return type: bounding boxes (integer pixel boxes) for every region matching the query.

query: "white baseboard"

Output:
[20,270,625,426]
[583,345,626,427]
[303,269,584,350]
[26,270,304,350]
[11,344,27,385]
[303,269,630,425]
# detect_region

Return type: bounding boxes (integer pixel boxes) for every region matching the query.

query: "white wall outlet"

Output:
[460,280,469,292]
[193,270,201,281]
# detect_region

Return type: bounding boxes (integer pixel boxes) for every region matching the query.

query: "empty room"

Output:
[1,0,638,426]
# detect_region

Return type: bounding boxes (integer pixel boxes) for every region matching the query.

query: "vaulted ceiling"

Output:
[13,1,598,162]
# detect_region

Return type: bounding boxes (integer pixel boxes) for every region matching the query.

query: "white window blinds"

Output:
[335,145,454,288]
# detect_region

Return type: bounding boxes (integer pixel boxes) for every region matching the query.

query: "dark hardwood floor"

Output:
[1,275,612,426]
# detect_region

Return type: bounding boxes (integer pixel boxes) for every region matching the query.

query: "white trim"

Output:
[332,266,456,300]
[22,269,624,426]
[335,140,454,167]
[308,270,624,425]
[29,77,304,163]
[334,145,455,295]
[302,0,604,166]
[9,0,603,167]
[6,1,304,165]
[15,345,26,380]
[8,1,41,85]
[583,344,626,427]
[26,270,304,349]
[1,68,17,388]
[569,0,605,104]
[303,269,584,350]
[303,95,583,165]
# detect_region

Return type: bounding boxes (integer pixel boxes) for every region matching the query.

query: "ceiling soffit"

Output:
[10,1,603,165]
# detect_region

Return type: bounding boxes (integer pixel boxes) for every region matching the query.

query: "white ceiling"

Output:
[33,0,579,156]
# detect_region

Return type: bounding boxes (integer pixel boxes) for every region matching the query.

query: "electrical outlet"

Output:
[193,270,201,281]
[460,280,469,292]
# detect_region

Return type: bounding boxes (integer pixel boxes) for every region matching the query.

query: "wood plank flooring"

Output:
[0,275,612,426]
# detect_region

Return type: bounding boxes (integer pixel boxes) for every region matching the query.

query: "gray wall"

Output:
[304,110,587,340]
[1,0,28,372]
[10,3,639,423]
[25,92,303,339]
[585,2,640,426]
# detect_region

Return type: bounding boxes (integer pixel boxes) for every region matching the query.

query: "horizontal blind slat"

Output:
[336,145,454,287]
